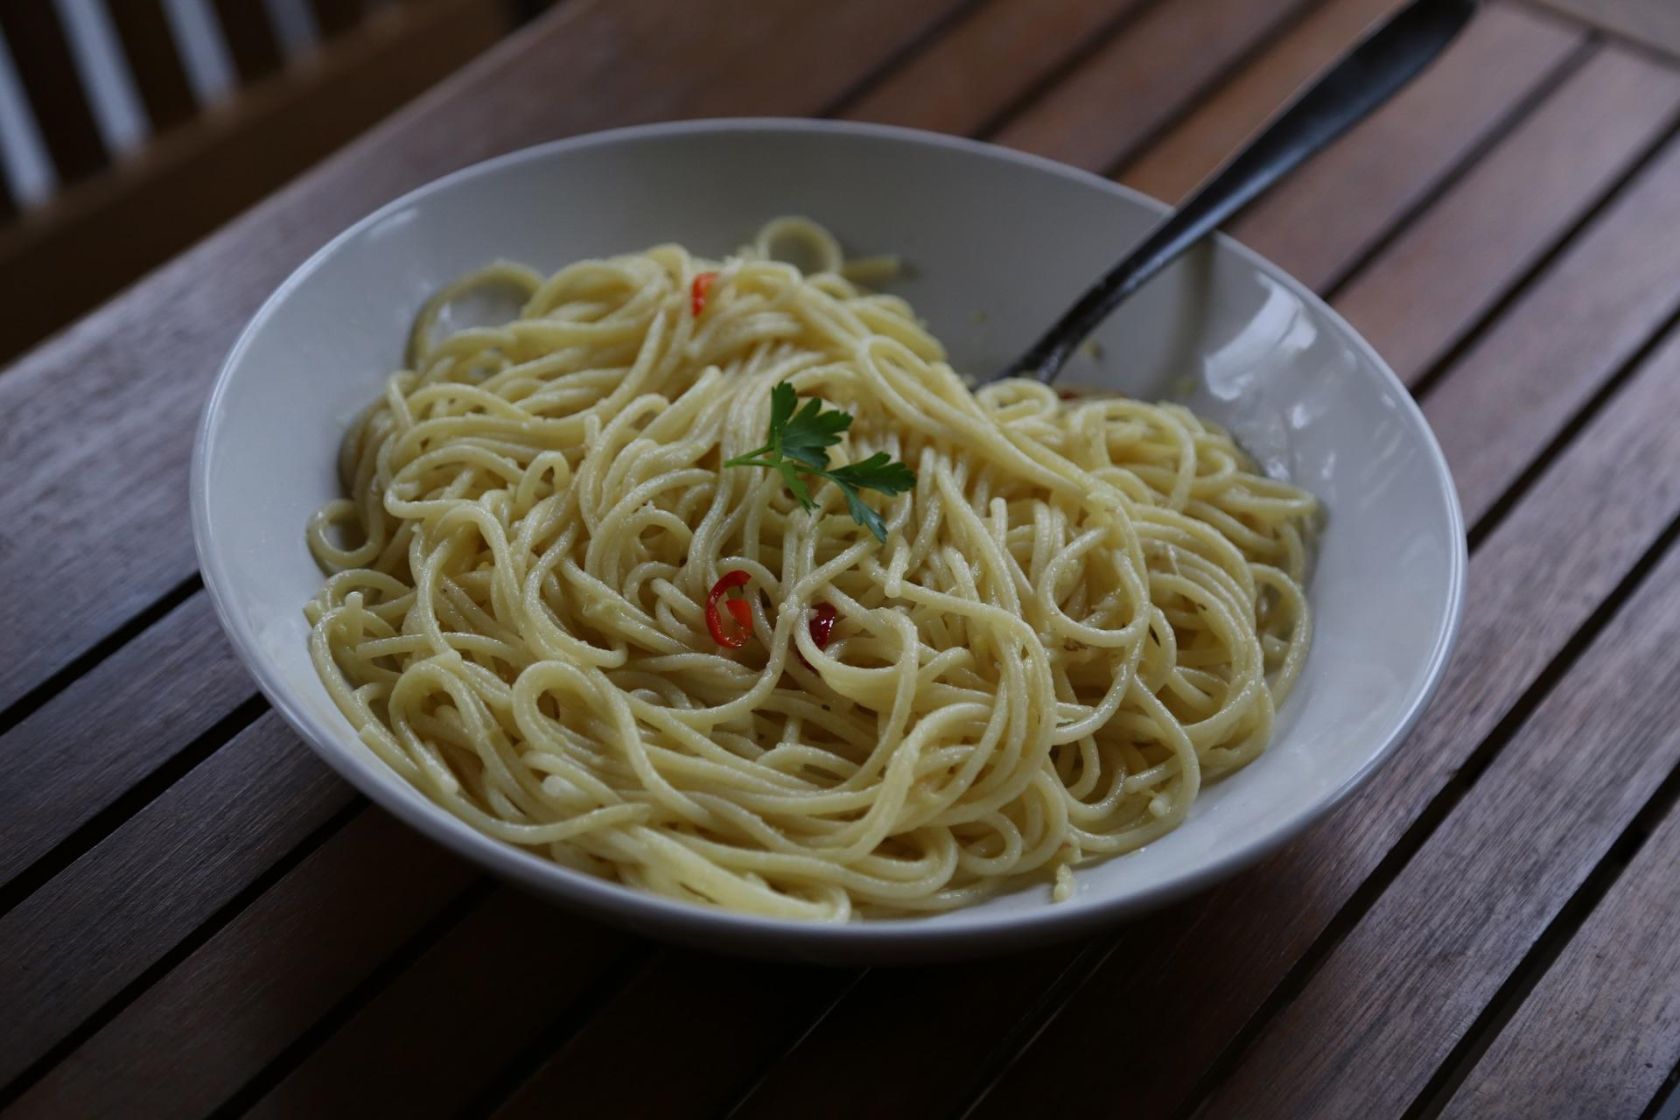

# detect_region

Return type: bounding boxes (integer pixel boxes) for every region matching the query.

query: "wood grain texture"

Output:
[1230,2,1584,291]
[0,0,969,716]
[1119,0,1403,200]
[7,807,476,1119]
[1407,134,1680,526]
[0,594,255,893]
[726,941,1114,1119]
[245,889,633,1120]
[1536,0,1680,58]
[0,716,349,1090]
[990,0,1316,172]
[1442,775,1680,1118]
[839,0,1149,135]
[493,953,855,1118]
[1335,44,1680,385]
[969,235,1680,1120]
[1197,329,1680,1119]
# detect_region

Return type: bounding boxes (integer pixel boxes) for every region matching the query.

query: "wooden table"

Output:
[5,1,1680,1115]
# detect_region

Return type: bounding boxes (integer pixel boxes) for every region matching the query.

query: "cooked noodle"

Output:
[305,218,1316,920]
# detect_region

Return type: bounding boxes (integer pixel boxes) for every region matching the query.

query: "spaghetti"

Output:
[305,218,1317,920]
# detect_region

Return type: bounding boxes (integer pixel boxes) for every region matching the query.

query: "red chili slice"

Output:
[797,602,839,669]
[706,569,753,648]
[809,602,838,650]
[691,271,719,317]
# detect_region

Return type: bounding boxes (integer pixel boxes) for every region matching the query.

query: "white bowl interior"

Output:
[193,121,1464,960]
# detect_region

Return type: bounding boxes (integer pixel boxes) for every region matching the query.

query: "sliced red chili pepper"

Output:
[691,271,719,318]
[706,569,752,648]
[809,602,838,650]
[797,602,839,669]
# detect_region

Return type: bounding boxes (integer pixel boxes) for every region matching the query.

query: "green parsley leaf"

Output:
[724,385,916,542]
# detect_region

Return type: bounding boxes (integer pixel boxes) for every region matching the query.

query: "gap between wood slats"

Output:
[202,878,501,1119]
[0,691,266,920]
[1647,1062,1680,1120]
[989,0,1327,174]
[1314,35,1601,302]
[0,573,201,740]
[1350,68,1680,397]
[1409,625,1680,1112]
[957,0,1164,141]
[0,793,366,1113]
[448,949,666,1119]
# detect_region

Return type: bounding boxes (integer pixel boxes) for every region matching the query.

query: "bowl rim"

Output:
[191,116,1468,955]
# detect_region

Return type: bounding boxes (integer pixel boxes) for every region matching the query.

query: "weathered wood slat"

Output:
[724,940,1125,1120]
[492,953,856,1118]
[1410,135,1680,525]
[1334,45,1680,385]
[6,808,477,1119]
[1119,0,1402,200]
[1441,779,1680,1118]
[840,0,1148,134]
[244,889,633,1120]
[967,225,1680,1120]
[1537,0,1680,58]
[0,595,256,895]
[1229,2,1584,291]
[1195,328,1680,1119]
[0,0,971,720]
[990,0,1317,171]
[0,716,351,1092]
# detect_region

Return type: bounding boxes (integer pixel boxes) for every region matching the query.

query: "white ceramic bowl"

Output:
[192,119,1466,961]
